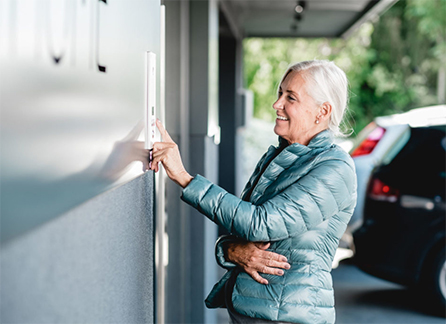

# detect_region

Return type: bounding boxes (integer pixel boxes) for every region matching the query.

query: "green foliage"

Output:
[243,0,445,136]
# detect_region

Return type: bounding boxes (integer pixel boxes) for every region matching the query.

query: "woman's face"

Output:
[273,71,321,145]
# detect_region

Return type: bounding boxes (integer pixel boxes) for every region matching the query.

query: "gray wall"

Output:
[1,173,155,323]
[164,1,221,323]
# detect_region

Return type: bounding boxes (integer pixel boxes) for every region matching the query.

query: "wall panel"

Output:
[1,173,154,323]
[0,0,159,321]
[0,0,160,242]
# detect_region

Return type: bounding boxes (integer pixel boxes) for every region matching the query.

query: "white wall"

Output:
[0,0,160,242]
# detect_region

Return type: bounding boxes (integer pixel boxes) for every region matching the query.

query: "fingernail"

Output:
[281,257,287,262]
[278,270,284,275]
[285,263,291,269]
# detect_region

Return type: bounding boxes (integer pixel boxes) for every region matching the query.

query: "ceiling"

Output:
[219,0,397,39]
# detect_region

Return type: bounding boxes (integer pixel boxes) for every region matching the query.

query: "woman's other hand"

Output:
[152,120,193,188]
[226,242,291,285]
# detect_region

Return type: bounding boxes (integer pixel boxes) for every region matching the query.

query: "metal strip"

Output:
[155,4,166,324]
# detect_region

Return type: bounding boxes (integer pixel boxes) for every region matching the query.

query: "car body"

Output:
[352,105,446,308]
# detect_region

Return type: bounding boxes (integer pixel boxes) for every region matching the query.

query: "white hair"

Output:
[280,60,350,137]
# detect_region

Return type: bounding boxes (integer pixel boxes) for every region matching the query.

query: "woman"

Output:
[151,60,357,324]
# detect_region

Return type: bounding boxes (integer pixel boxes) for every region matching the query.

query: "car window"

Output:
[381,128,411,166]
[382,126,446,199]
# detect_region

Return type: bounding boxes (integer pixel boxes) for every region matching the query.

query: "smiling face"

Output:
[273,71,326,145]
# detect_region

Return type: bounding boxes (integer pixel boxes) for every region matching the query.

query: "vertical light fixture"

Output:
[291,0,306,32]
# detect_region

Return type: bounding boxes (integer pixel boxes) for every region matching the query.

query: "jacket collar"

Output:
[278,129,333,154]
[243,130,334,204]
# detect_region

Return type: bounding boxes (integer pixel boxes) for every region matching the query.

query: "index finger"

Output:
[156,119,173,143]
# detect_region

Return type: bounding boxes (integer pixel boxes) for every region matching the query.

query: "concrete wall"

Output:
[162,1,244,323]
[163,1,221,323]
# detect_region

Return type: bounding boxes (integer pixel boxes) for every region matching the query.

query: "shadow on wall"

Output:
[1,120,149,243]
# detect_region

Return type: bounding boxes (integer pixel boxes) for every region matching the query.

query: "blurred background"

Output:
[240,0,445,176]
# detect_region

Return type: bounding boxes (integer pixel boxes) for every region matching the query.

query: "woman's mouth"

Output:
[276,116,289,121]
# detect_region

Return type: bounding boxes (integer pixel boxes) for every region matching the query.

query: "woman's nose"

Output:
[273,98,284,110]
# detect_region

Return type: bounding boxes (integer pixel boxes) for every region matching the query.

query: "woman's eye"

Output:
[278,92,283,98]
[288,96,296,101]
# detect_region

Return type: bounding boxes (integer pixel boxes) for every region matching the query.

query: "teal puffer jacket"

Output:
[181,130,357,324]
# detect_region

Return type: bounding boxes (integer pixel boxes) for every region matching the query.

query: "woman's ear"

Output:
[318,102,332,121]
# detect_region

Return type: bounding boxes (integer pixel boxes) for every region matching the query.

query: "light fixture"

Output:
[291,1,306,33]
[294,1,306,14]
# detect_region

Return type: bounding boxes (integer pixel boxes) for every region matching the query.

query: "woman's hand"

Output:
[151,120,193,188]
[226,241,291,285]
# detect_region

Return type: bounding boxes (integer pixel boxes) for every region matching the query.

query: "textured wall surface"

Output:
[0,173,154,324]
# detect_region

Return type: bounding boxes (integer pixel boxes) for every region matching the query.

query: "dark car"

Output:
[353,121,446,310]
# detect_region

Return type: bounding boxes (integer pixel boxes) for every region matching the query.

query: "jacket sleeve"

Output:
[214,235,239,269]
[181,159,356,242]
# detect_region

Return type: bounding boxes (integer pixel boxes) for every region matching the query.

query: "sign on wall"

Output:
[0,0,161,242]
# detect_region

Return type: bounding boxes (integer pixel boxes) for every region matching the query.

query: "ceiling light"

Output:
[295,1,306,13]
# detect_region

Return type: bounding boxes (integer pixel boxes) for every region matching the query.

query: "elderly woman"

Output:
[151,60,357,324]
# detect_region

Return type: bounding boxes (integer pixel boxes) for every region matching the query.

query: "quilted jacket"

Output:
[181,130,357,324]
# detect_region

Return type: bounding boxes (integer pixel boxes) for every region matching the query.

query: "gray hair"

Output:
[280,60,350,137]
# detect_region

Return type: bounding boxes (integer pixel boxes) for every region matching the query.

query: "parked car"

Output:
[352,105,446,309]
[349,105,446,230]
